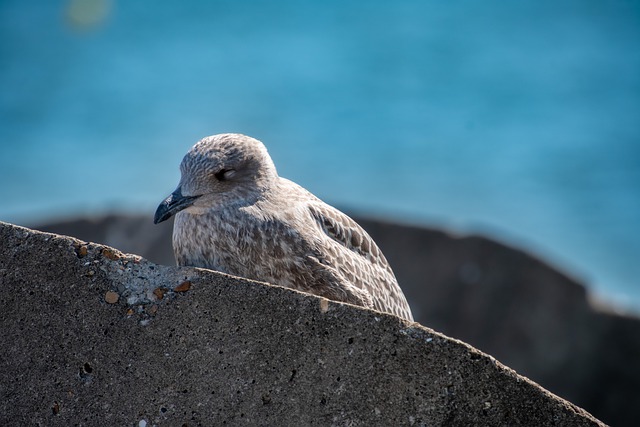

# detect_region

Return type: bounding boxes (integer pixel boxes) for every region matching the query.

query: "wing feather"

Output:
[273,179,413,320]
[308,203,391,275]
[307,202,413,321]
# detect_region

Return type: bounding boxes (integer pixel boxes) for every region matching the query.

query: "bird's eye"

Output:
[214,169,236,181]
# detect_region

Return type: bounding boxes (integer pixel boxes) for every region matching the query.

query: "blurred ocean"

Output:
[1,1,639,310]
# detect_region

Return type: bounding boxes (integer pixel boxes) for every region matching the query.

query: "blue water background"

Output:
[1,1,639,310]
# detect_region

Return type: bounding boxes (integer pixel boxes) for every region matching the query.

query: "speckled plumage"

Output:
[156,133,413,321]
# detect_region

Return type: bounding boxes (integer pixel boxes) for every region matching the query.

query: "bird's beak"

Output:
[153,187,200,224]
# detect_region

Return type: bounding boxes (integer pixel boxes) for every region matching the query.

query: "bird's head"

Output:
[154,133,278,224]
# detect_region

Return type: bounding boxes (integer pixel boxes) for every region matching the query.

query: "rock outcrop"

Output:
[0,221,603,426]
[35,213,640,426]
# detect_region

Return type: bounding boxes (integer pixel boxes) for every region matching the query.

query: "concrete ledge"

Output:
[0,221,603,426]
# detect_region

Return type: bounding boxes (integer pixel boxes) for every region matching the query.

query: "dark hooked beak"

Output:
[153,187,201,224]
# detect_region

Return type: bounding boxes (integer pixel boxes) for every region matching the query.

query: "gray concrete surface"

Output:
[0,221,604,426]
[34,213,639,426]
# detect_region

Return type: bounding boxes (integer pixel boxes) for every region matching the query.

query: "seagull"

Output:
[154,133,413,321]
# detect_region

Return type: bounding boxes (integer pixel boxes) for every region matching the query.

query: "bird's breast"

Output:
[172,208,307,284]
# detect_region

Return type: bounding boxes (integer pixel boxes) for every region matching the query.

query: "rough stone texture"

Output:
[34,213,640,427]
[357,217,640,427]
[0,221,603,426]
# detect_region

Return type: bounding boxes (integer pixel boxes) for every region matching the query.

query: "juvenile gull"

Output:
[154,133,414,321]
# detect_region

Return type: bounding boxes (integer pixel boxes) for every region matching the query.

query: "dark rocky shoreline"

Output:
[30,213,640,426]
